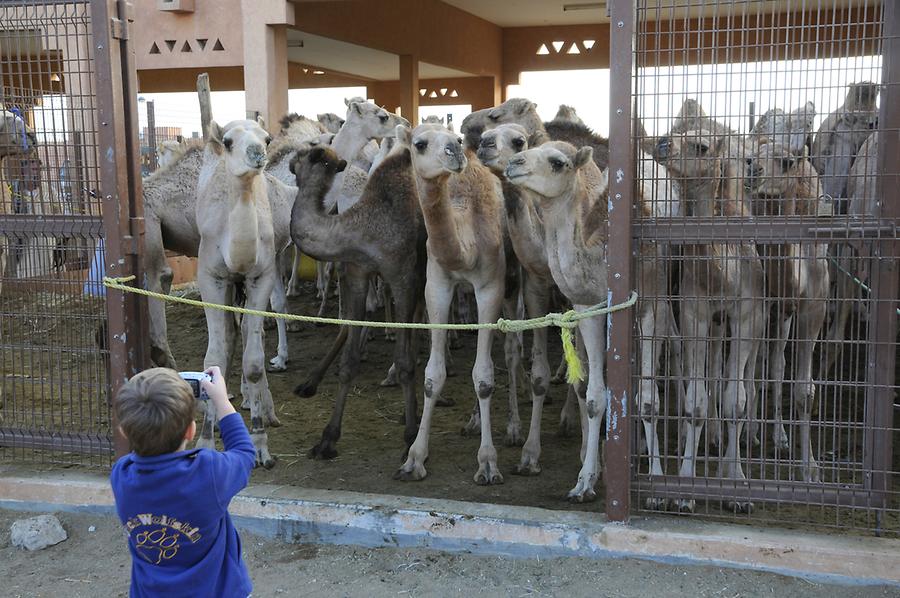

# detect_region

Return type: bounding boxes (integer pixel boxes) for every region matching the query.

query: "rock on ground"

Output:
[10,514,67,551]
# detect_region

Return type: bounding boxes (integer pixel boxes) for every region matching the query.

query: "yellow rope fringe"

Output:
[102,275,637,378]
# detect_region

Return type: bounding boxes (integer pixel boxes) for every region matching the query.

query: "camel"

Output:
[460,98,609,170]
[289,144,425,460]
[157,139,188,169]
[811,82,879,209]
[750,102,816,157]
[745,139,829,482]
[654,123,765,513]
[476,123,581,472]
[503,140,610,501]
[553,104,585,126]
[193,119,295,468]
[824,131,879,373]
[395,123,520,486]
[421,115,455,132]
[317,112,345,134]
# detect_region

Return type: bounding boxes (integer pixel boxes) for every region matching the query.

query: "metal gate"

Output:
[0,0,146,465]
[604,0,899,535]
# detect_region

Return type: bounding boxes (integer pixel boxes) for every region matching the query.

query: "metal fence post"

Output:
[91,0,149,458]
[605,0,636,522]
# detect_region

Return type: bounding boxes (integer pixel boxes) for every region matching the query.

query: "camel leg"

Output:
[707,320,725,451]
[391,278,420,453]
[514,275,551,475]
[551,353,568,385]
[823,245,858,374]
[144,218,177,369]
[637,298,667,509]
[286,245,303,298]
[240,270,280,469]
[720,297,762,514]
[793,295,827,483]
[502,294,525,447]
[197,271,236,451]
[558,384,581,437]
[472,280,504,485]
[308,268,368,460]
[315,261,334,319]
[381,279,396,341]
[769,314,792,452]
[677,288,710,514]
[567,306,606,503]
[267,259,290,372]
[294,326,348,398]
[396,267,453,481]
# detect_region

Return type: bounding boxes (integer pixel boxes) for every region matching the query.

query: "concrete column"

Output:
[242,23,289,130]
[399,54,419,124]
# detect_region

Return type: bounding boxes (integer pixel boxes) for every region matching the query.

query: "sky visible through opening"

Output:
[28,55,882,145]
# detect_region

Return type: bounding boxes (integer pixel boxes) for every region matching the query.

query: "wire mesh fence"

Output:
[0,0,141,466]
[628,0,898,535]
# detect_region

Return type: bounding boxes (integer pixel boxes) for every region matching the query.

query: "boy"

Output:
[110,366,255,598]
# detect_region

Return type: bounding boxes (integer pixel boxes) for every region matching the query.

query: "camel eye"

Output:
[378,114,389,124]
[694,142,709,155]
[512,137,525,149]
[488,112,500,122]
[781,157,794,172]
[549,157,565,171]
[414,140,428,151]
[223,137,233,151]
[265,136,272,146]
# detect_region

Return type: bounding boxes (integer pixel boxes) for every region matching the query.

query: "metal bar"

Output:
[90,0,147,458]
[863,0,899,510]
[0,428,113,456]
[634,476,884,509]
[635,217,896,243]
[605,0,635,523]
[0,215,103,236]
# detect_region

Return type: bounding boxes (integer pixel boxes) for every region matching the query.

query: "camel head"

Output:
[0,106,37,158]
[477,123,528,173]
[751,102,816,156]
[836,82,879,138]
[744,141,800,198]
[505,141,593,203]
[157,139,186,169]
[554,104,583,124]
[654,128,725,180]
[207,119,272,178]
[317,112,345,134]
[344,100,409,140]
[461,98,541,152]
[289,145,347,196]
[397,123,466,179]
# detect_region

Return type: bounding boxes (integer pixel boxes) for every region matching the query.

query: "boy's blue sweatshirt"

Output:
[111,412,255,598]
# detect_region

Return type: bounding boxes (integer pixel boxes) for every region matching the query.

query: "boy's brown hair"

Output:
[115,368,195,456]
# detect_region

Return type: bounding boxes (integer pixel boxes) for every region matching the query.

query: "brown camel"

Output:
[289,145,426,460]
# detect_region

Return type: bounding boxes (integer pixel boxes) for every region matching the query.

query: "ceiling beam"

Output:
[290,0,502,78]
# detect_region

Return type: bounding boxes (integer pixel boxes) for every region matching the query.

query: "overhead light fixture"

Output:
[562,2,605,11]
[50,73,60,82]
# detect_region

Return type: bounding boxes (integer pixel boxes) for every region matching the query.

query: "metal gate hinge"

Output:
[110,17,128,40]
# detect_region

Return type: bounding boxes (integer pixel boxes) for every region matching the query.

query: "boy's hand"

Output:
[202,366,235,421]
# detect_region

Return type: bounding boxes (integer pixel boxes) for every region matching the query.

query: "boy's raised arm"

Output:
[202,367,256,506]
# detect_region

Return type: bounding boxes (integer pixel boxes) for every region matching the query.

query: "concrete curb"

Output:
[1,473,897,587]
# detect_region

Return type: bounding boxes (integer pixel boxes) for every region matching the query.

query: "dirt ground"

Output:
[167,281,599,513]
[1,509,897,598]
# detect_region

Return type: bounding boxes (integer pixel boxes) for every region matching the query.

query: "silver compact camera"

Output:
[179,371,212,401]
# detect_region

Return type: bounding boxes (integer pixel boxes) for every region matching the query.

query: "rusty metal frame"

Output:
[90,0,149,458]
[605,0,636,522]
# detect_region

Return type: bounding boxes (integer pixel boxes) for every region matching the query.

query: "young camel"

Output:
[655,127,765,513]
[553,104,585,126]
[395,123,517,485]
[289,145,425,459]
[0,107,37,294]
[746,140,829,482]
[504,141,610,502]
[194,119,296,468]
[476,123,581,473]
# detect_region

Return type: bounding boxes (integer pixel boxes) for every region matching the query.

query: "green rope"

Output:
[102,275,638,377]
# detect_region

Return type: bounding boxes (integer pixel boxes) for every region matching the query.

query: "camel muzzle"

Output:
[246,145,267,169]
[654,137,671,161]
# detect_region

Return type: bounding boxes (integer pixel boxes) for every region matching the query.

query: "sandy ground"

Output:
[1,509,898,598]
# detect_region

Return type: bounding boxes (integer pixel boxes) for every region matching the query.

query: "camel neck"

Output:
[331,125,369,162]
[417,174,469,271]
[224,174,263,274]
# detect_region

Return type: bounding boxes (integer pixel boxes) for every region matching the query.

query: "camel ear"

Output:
[207,121,225,151]
[256,114,266,130]
[573,146,593,169]
[350,102,363,116]
[336,159,347,173]
[344,97,352,107]
[395,125,411,146]
[308,146,327,164]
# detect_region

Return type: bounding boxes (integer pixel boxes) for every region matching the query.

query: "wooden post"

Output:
[197,72,212,139]
[399,54,419,124]
[146,99,157,171]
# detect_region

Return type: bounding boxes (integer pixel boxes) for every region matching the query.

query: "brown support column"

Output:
[399,54,419,124]
[605,0,635,523]
[243,22,289,129]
